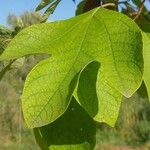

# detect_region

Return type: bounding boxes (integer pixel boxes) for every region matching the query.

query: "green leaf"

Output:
[0,7,143,127]
[75,0,86,15]
[36,0,55,11]
[96,70,122,126]
[75,61,122,127]
[137,81,148,98]
[42,0,61,22]
[138,24,150,100]
[35,0,61,22]
[34,97,96,150]
[142,31,150,100]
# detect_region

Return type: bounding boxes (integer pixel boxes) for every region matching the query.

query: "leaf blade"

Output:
[1,7,143,127]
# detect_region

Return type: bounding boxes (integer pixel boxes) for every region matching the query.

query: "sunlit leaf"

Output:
[0,7,143,128]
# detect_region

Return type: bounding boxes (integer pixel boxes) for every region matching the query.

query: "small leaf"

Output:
[34,97,96,150]
[42,0,61,22]
[75,0,86,15]
[36,0,55,11]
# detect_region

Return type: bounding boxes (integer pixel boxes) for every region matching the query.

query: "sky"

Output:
[0,0,150,26]
[0,0,81,26]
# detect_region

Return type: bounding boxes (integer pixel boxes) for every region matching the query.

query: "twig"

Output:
[101,3,115,8]
[134,0,146,21]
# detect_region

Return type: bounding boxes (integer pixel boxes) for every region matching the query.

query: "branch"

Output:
[134,0,146,21]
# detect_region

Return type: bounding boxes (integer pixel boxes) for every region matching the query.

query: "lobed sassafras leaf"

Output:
[42,0,61,22]
[0,7,143,128]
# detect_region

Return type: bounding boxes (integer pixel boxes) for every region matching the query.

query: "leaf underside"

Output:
[0,7,143,128]
[34,97,96,150]
[142,31,150,100]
